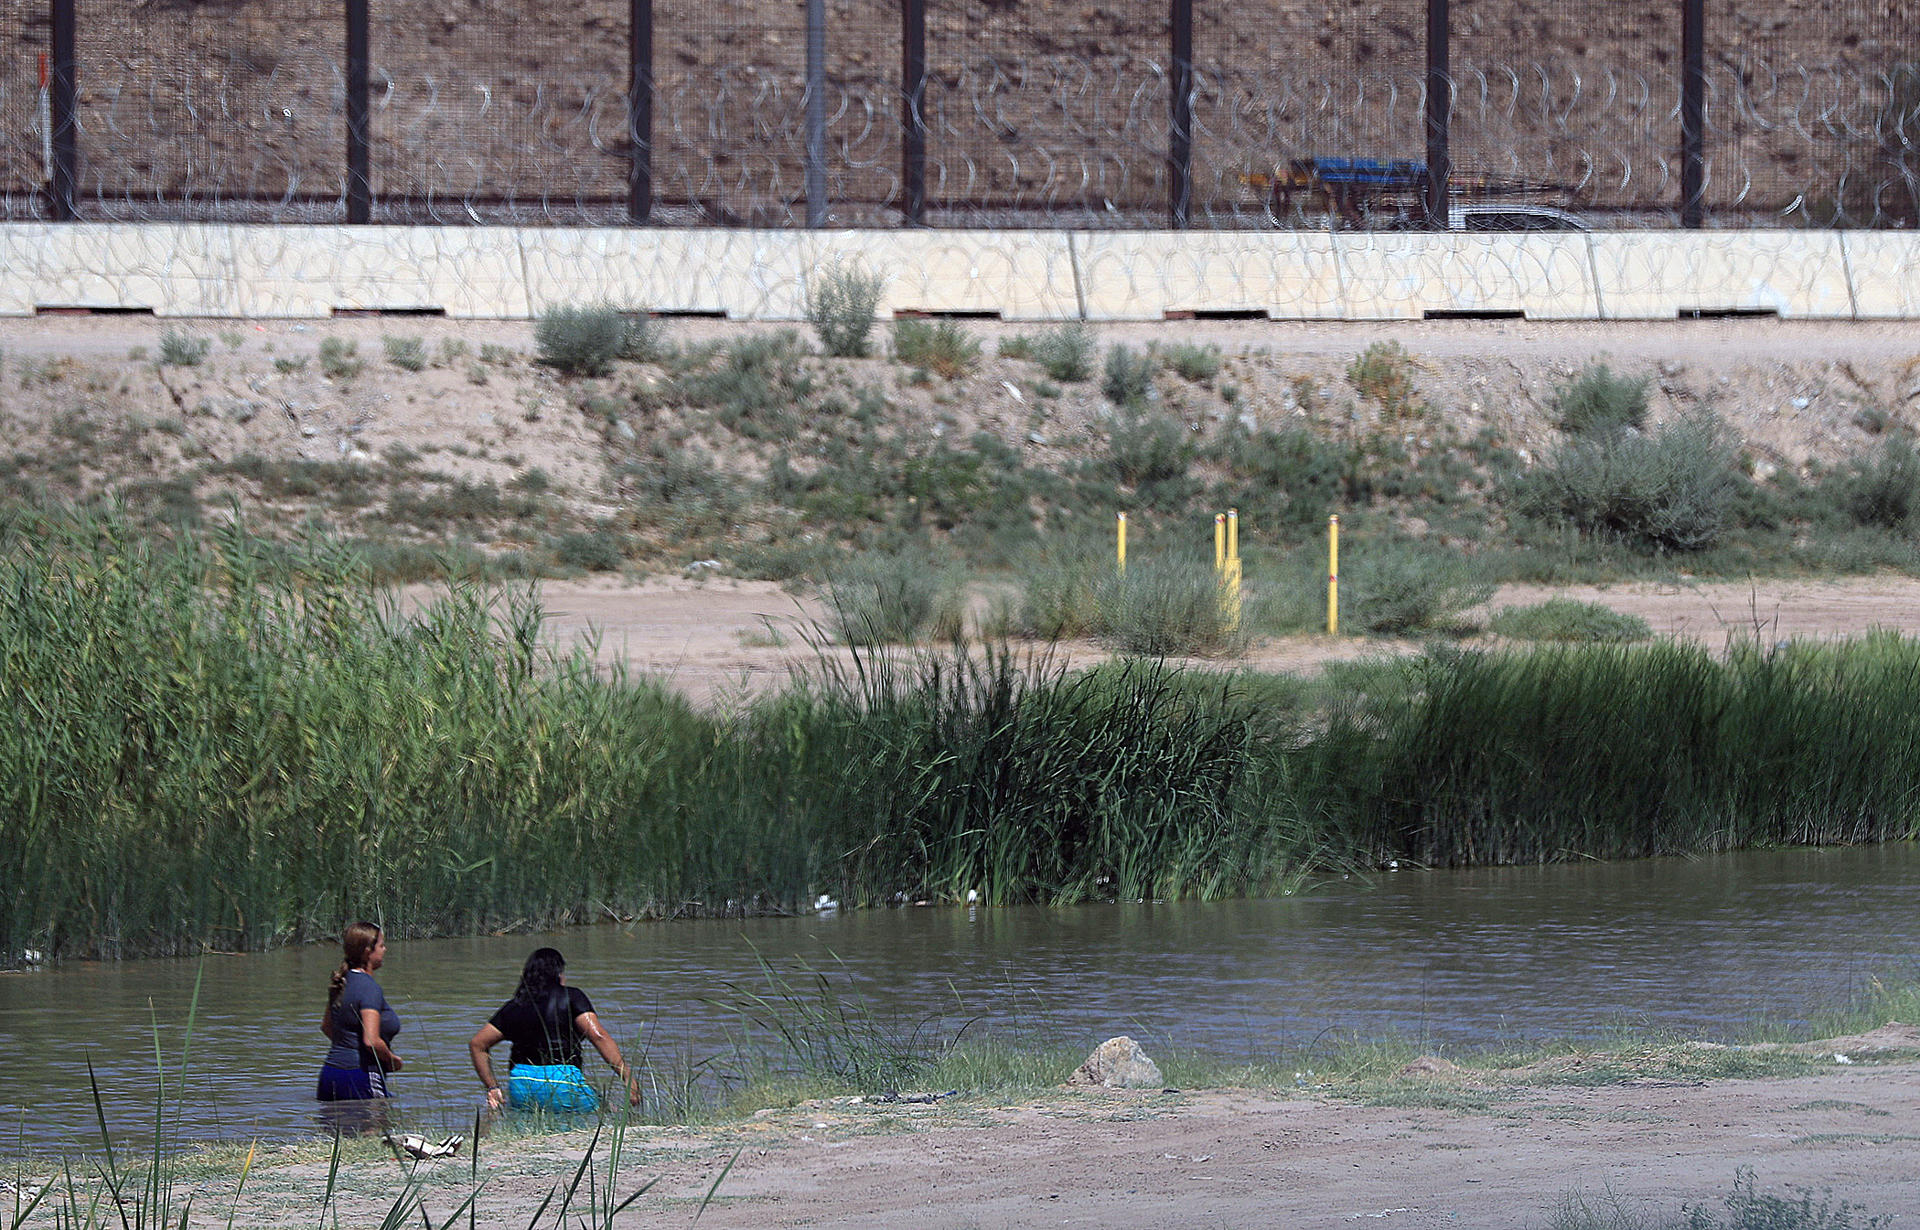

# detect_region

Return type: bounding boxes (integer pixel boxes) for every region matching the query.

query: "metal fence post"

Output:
[901,0,926,225]
[48,0,77,221]
[345,0,371,223]
[805,0,826,226]
[1423,0,1450,228]
[1681,0,1705,227]
[1168,0,1193,228]
[629,0,653,223]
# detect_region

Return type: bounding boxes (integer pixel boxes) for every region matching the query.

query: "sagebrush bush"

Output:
[534,303,631,376]
[157,329,211,368]
[825,550,964,646]
[891,318,981,379]
[1102,343,1157,405]
[1346,541,1494,635]
[1489,598,1653,643]
[1030,324,1095,383]
[1108,407,1192,486]
[806,263,886,358]
[1094,554,1244,656]
[552,529,626,572]
[1346,341,1421,419]
[318,337,362,379]
[1553,363,1650,435]
[1162,342,1222,383]
[1840,434,1920,530]
[383,334,427,372]
[1510,410,1745,553]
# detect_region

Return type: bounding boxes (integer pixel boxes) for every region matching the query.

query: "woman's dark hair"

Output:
[327,921,383,1008]
[512,947,571,1037]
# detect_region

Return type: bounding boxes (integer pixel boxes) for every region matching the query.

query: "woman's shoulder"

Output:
[567,985,596,1015]
[342,969,384,998]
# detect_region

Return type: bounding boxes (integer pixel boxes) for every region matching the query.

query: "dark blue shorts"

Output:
[316,1064,389,1101]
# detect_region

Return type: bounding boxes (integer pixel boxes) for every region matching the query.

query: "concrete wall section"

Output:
[8,224,240,317]
[1586,232,1855,320]
[801,232,1081,320]
[1073,232,1343,320]
[1336,233,1598,320]
[3,225,1920,321]
[1841,234,1920,319]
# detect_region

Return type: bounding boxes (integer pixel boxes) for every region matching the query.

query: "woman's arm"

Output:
[575,1012,640,1106]
[358,1008,403,1073]
[469,1023,508,1111]
[320,1007,334,1040]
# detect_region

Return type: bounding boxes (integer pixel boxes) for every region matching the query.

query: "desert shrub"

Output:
[1554,364,1650,435]
[1839,434,1920,530]
[1346,341,1421,419]
[551,529,626,572]
[1102,344,1157,406]
[1029,323,1095,383]
[1161,342,1222,383]
[824,550,964,646]
[534,303,630,376]
[1345,541,1495,635]
[996,335,1036,361]
[383,334,427,372]
[1016,556,1102,641]
[806,263,886,358]
[157,329,211,367]
[676,331,810,436]
[891,319,981,379]
[1107,408,1192,486]
[1510,410,1745,553]
[1095,554,1243,656]
[318,337,362,380]
[1489,598,1653,643]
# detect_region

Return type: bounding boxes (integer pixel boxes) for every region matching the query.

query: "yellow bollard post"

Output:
[1226,509,1242,632]
[1117,512,1127,576]
[1214,513,1225,577]
[1327,514,1340,635]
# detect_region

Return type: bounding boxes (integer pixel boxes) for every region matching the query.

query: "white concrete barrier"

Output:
[2,223,1917,321]
[1586,232,1854,319]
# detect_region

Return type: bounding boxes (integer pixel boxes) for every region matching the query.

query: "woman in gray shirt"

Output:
[316,921,403,1100]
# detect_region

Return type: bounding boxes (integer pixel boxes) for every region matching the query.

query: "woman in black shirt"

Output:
[468,947,639,1112]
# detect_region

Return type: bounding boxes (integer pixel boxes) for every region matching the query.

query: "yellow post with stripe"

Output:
[1327,514,1340,635]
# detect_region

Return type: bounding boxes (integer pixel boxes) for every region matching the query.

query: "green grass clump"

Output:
[1101,343,1156,406]
[1107,407,1192,487]
[1346,341,1421,419]
[1510,410,1745,553]
[1490,598,1653,643]
[1837,434,1920,531]
[552,529,626,573]
[318,336,362,379]
[1345,542,1495,635]
[824,550,965,646]
[806,263,886,358]
[534,302,632,377]
[1554,363,1651,435]
[1022,323,1095,383]
[157,329,211,367]
[1551,1167,1891,1230]
[891,319,981,379]
[382,334,427,372]
[1162,341,1222,383]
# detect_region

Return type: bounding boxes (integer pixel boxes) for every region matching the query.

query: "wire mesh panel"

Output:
[653,0,899,226]
[922,0,1169,227]
[73,0,342,222]
[1451,0,1681,225]
[373,1,628,225]
[1705,1,1920,227]
[1193,0,1426,228]
[0,2,47,212]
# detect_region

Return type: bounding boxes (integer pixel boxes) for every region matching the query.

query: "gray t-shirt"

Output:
[322,970,401,1071]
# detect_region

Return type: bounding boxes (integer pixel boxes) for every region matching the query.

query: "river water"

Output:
[3,845,1917,1151]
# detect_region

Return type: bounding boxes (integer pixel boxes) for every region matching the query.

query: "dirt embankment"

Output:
[159,1038,1920,1228]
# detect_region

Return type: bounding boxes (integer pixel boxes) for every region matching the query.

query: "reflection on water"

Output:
[1,844,1917,1150]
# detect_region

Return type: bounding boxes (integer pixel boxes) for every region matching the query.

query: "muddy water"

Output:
[3,845,1917,1150]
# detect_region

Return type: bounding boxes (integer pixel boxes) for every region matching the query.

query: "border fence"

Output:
[3,0,1916,230]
